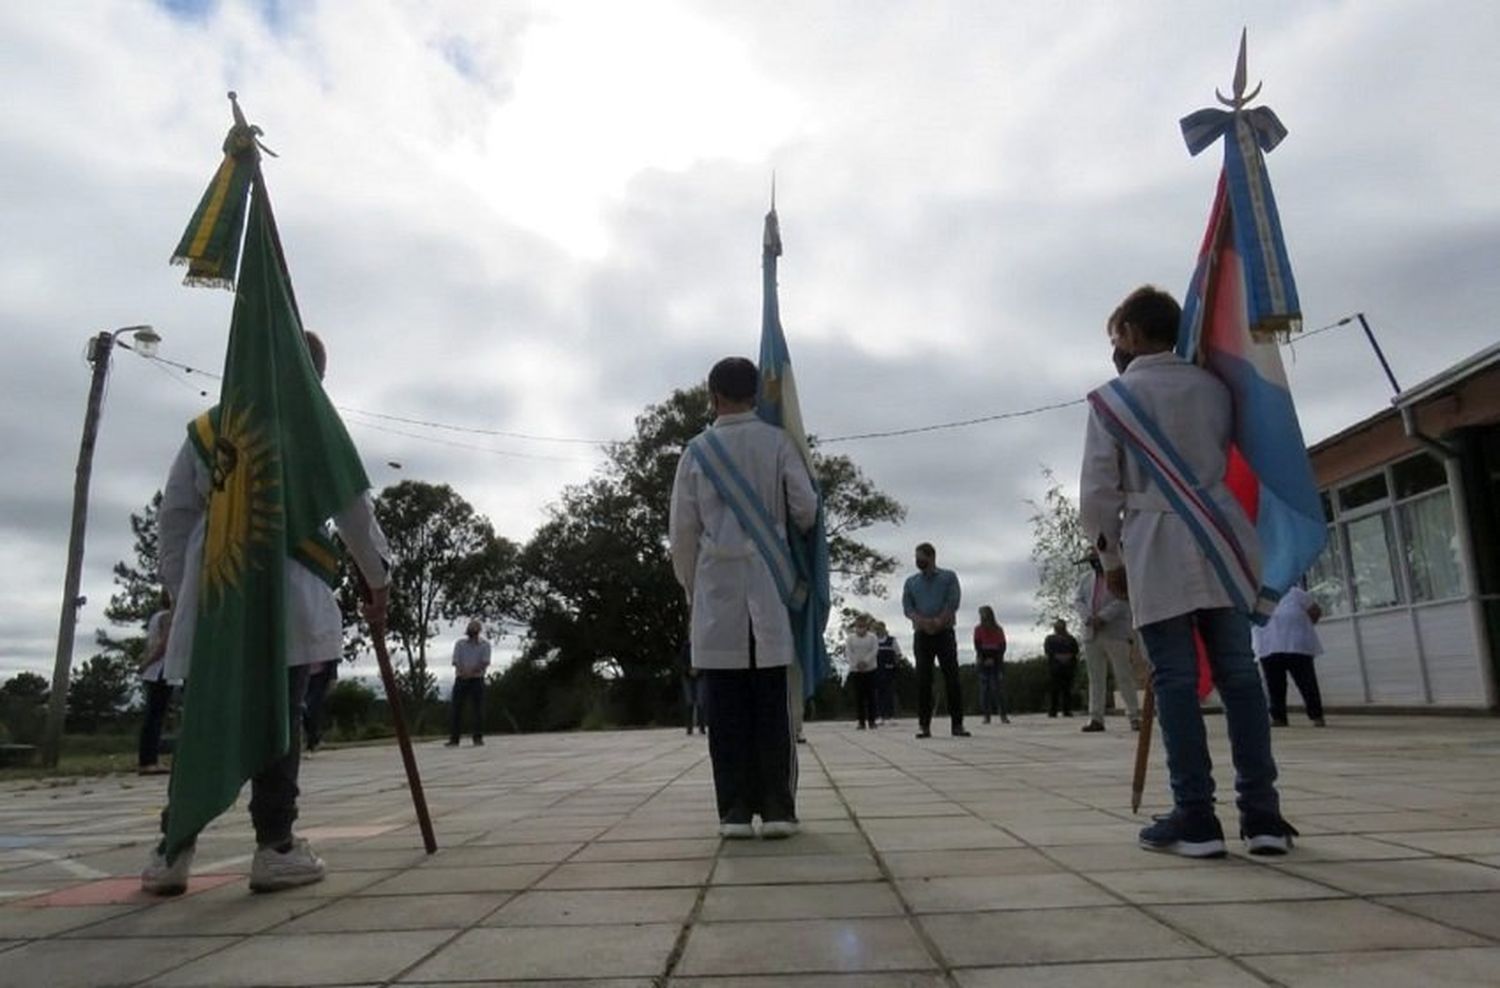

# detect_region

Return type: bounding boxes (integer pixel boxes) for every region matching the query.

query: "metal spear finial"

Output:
[1215,28,1263,110]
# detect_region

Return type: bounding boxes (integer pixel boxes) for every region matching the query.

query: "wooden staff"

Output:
[358,573,438,853]
[1128,638,1152,815]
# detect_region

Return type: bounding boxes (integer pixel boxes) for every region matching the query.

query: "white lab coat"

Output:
[158,437,391,680]
[845,631,879,673]
[1079,351,1261,629]
[669,411,819,670]
[1252,586,1323,658]
[1072,570,1132,643]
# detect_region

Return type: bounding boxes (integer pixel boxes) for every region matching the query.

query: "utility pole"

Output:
[41,326,157,768]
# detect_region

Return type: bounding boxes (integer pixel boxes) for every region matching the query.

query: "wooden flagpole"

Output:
[1131,681,1155,813]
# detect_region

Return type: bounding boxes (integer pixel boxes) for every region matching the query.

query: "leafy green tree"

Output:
[1,672,49,703]
[93,491,166,670]
[1026,465,1090,630]
[372,480,520,704]
[65,653,136,733]
[324,679,377,738]
[0,672,50,744]
[516,384,905,728]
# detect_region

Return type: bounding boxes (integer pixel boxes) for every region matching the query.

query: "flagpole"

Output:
[359,570,438,854]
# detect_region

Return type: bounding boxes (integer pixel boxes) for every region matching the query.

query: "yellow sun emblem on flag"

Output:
[762,367,782,405]
[201,400,280,606]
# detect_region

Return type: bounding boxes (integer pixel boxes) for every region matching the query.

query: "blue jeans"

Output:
[977,663,1005,719]
[1138,608,1279,820]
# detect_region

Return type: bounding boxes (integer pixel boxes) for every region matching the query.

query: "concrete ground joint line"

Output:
[805,735,965,988]
[378,737,711,987]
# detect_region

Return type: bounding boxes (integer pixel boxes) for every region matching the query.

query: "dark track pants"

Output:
[701,663,797,824]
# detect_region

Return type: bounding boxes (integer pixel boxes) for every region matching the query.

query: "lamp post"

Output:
[41,324,162,768]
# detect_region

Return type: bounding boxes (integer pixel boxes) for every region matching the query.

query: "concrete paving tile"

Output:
[1274,833,1433,861]
[322,847,432,871]
[882,848,1061,879]
[400,923,680,981]
[1279,858,1500,895]
[62,890,324,937]
[672,975,947,988]
[415,842,581,867]
[1043,842,1211,873]
[538,859,712,889]
[1006,822,1143,846]
[1089,862,1339,904]
[571,838,719,862]
[361,862,550,895]
[0,935,235,988]
[407,981,653,988]
[1367,829,1500,856]
[153,930,449,986]
[954,958,1267,987]
[861,820,1020,852]
[717,832,868,857]
[699,881,903,921]
[1373,891,1500,939]
[898,872,1118,913]
[0,903,142,938]
[1150,899,1488,954]
[1243,946,1500,987]
[289,891,511,932]
[486,888,697,926]
[712,853,881,885]
[675,917,935,975]
[923,907,1204,966]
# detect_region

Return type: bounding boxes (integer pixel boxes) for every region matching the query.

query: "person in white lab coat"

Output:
[670,357,819,840]
[143,331,391,896]
[1073,550,1141,732]
[845,615,880,730]
[1080,286,1293,859]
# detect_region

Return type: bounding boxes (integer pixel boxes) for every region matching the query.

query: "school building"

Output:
[1304,341,1500,711]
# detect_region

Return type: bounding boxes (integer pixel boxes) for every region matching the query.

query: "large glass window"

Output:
[1400,491,1465,601]
[1393,453,1447,499]
[1306,527,1350,616]
[1339,473,1389,512]
[1346,511,1402,610]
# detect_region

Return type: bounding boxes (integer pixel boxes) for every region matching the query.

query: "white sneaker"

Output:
[141,842,195,896]
[718,821,756,840]
[249,837,326,892]
[759,819,800,840]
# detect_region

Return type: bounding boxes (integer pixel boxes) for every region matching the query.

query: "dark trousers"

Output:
[161,665,309,849]
[1261,652,1324,722]
[302,668,334,750]
[138,679,173,767]
[851,670,876,726]
[702,664,797,824]
[876,665,896,720]
[1048,661,1076,716]
[450,677,485,743]
[915,629,964,732]
[682,674,705,732]
[978,663,1006,720]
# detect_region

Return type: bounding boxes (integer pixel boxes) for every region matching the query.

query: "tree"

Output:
[516,384,905,728]
[373,480,520,703]
[1,671,50,744]
[1026,465,1090,629]
[94,491,166,669]
[1,671,49,703]
[65,653,136,733]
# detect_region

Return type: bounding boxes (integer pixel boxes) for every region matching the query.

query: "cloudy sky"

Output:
[2,0,1497,683]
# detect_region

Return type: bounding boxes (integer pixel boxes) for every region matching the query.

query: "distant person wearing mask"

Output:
[903,542,969,739]
[448,620,491,747]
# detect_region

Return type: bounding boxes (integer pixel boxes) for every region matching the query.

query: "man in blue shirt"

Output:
[902,543,970,739]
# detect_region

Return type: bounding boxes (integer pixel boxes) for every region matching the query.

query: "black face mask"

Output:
[1112,346,1135,375]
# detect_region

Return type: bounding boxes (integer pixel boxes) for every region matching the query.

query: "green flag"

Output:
[169,115,261,290]
[164,174,370,860]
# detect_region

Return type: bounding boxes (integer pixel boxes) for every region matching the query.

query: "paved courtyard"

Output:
[3,713,1500,987]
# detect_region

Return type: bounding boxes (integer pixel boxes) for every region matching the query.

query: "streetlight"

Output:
[41,324,162,768]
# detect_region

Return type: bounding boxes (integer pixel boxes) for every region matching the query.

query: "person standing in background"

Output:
[903,542,970,739]
[1074,551,1142,732]
[137,591,175,775]
[972,606,1009,725]
[1253,584,1327,727]
[302,659,337,752]
[447,620,490,747]
[846,615,879,729]
[1044,619,1080,718]
[874,622,901,724]
[679,638,706,736]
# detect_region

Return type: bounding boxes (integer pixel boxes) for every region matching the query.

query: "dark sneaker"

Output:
[1311,717,1327,727]
[1139,809,1227,858]
[444,740,460,747]
[915,729,932,739]
[951,727,972,738]
[1241,814,1299,855]
[1081,720,1105,733]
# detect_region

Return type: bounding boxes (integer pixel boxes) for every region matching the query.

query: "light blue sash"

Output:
[688,430,808,610]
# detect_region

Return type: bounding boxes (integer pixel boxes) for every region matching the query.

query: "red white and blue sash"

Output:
[1087,378,1275,623]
